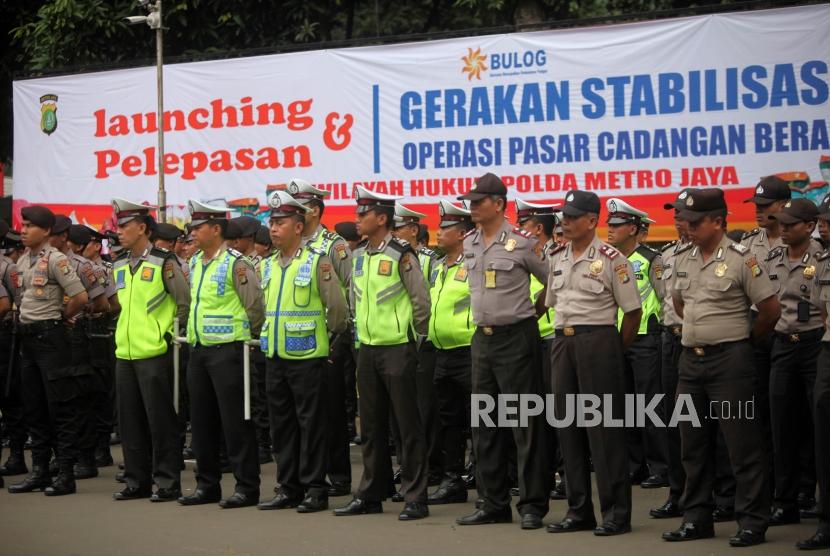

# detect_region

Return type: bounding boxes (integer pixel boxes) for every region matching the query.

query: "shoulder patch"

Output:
[660,240,677,253]
[765,245,785,261]
[389,237,415,253]
[741,228,761,241]
[599,244,620,260]
[729,242,750,256]
[511,227,533,239]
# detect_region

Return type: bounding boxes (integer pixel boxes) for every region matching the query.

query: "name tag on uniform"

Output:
[819,279,830,285]
[485,269,496,288]
[768,274,778,280]
[553,270,562,276]
[378,260,392,276]
[354,256,364,277]
[116,270,126,290]
[676,272,687,277]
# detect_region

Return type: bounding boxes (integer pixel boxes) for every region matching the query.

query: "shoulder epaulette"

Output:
[308,246,326,256]
[549,243,567,256]
[660,240,677,253]
[102,260,113,269]
[511,227,533,239]
[674,242,694,256]
[765,245,785,261]
[389,237,415,254]
[741,228,761,241]
[599,244,620,259]
[635,244,658,262]
[463,228,477,239]
[729,242,750,256]
[115,249,130,262]
[226,247,243,258]
[149,246,175,259]
[817,250,830,261]
[356,238,368,249]
[418,246,437,258]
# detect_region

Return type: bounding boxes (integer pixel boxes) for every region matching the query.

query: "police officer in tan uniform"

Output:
[663,188,780,547]
[545,190,642,536]
[8,206,89,496]
[454,173,550,530]
[761,199,824,527]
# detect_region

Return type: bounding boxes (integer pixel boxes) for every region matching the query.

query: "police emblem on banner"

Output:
[39,94,58,135]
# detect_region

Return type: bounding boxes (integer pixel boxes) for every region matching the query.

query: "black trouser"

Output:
[356,342,427,504]
[266,355,328,498]
[250,348,271,454]
[177,343,190,450]
[343,333,358,435]
[473,318,548,518]
[0,326,26,455]
[434,346,472,478]
[771,331,821,513]
[117,352,181,491]
[624,332,668,478]
[326,333,352,487]
[75,319,110,465]
[540,337,562,482]
[814,343,830,533]
[678,340,769,532]
[188,342,260,496]
[417,341,442,478]
[552,326,629,526]
[661,327,685,505]
[21,325,92,470]
[751,311,775,496]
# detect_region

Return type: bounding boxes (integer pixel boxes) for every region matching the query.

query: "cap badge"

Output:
[566,193,574,202]
[678,191,688,200]
[686,196,694,207]
[785,200,792,208]
[609,200,618,212]
[757,186,764,194]
[288,182,299,194]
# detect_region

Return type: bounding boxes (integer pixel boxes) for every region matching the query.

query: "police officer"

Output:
[605,198,669,489]
[254,225,275,260]
[256,192,348,512]
[650,189,692,519]
[154,223,190,283]
[287,179,355,497]
[801,206,830,550]
[762,199,824,526]
[334,220,362,441]
[111,198,190,502]
[454,173,550,530]
[177,200,263,509]
[334,185,431,521]
[545,191,641,536]
[662,188,780,547]
[426,200,476,505]
[515,198,565,499]
[8,206,89,496]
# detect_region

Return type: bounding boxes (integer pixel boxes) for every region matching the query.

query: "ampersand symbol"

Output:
[323,112,353,151]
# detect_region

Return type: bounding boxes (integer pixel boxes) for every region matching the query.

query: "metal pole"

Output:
[155,0,166,223]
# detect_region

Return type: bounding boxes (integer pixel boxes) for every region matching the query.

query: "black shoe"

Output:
[475,497,484,509]
[399,502,429,520]
[521,514,544,530]
[258,492,303,510]
[352,435,362,445]
[550,481,567,500]
[334,498,383,516]
[728,529,765,547]
[802,503,822,519]
[629,468,649,485]
[115,471,126,483]
[178,488,221,506]
[257,446,272,465]
[463,473,476,490]
[509,487,519,497]
[44,474,76,496]
[799,493,817,510]
[114,486,152,500]
[713,505,735,522]
[94,452,114,468]
[0,452,28,476]
[8,467,50,493]
[219,492,258,509]
[797,531,830,550]
[546,517,596,533]
[662,522,715,542]
[327,482,352,497]
[73,463,98,480]
[641,474,669,489]
[594,522,631,536]
[456,508,512,525]
[182,446,195,460]
[297,496,329,513]
[428,482,468,505]
[770,506,801,526]
[392,469,401,484]
[650,500,683,519]
[151,487,181,502]
[48,459,59,477]
[391,490,404,503]
[427,472,443,487]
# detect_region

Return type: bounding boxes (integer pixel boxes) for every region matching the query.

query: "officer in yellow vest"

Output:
[516,198,566,500]
[110,198,190,502]
[287,178,355,498]
[605,197,669,489]
[177,200,263,509]
[256,192,348,513]
[427,200,476,505]
[334,185,431,521]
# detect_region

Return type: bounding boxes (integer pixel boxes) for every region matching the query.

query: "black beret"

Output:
[254,225,271,246]
[224,219,243,241]
[87,226,105,241]
[2,230,22,249]
[20,206,56,230]
[104,230,120,247]
[155,222,183,242]
[234,216,260,238]
[52,215,72,236]
[68,224,92,245]
[334,221,360,242]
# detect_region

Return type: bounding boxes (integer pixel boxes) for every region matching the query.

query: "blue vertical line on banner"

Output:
[373,84,381,174]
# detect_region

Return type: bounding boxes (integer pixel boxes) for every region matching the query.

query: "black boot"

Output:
[74,454,99,480]
[95,441,114,467]
[44,468,77,496]
[0,446,29,476]
[8,465,51,493]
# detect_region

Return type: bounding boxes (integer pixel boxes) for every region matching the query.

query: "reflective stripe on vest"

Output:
[260,249,329,359]
[617,250,662,334]
[187,250,250,346]
[428,262,474,349]
[353,249,413,346]
[530,275,555,338]
[114,254,175,360]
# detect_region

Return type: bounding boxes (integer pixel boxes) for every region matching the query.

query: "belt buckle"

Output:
[482,326,494,336]
[563,327,575,337]
[672,326,681,337]
[790,333,800,343]
[693,346,705,356]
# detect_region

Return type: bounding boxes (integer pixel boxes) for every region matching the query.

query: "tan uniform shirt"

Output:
[68,251,106,301]
[660,240,688,328]
[1,254,22,308]
[129,245,191,325]
[546,236,641,327]
[672,235,776,347]
[198,245,264,337]
[275,248,349,334]
[764,243,825,334]
[464,219,549,327]
[303,224,352,291]
[810,251,830,342]
[741,227,784,262]
[18,245,85,324]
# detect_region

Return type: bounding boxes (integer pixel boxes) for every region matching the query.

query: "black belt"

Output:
[555,325,615,337]
[18,319,62,335]
[774,327,824,344]
[477,318,535,337]
[683,339,746,357]
[193,341,241,350]
[663,324,682,337]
